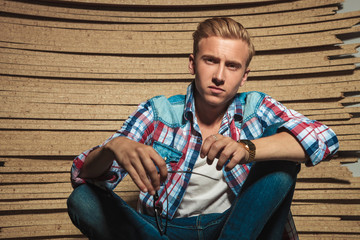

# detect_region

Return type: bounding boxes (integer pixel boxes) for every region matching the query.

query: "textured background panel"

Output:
[0,0,359,239]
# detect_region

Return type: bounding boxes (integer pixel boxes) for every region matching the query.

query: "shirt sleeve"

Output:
[257,95,339,166]
[71,100,155,190]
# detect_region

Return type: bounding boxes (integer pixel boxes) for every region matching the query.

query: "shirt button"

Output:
[164,157,167,161]
[187,167,191,172]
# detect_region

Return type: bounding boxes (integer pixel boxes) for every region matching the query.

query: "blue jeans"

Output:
[67,161,299,240]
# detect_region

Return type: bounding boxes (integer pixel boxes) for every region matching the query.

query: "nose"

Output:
[214,64,225,83]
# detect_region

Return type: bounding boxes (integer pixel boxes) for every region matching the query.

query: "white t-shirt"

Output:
[174,156,235,218]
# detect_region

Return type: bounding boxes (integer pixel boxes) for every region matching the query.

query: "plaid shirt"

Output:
[71,83,339,240]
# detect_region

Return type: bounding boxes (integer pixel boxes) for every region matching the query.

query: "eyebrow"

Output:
[201,55,218,61]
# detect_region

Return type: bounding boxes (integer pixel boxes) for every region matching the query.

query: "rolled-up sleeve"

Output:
[70,100,155,190]
[258,96,339,166]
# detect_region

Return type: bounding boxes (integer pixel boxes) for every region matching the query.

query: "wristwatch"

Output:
[238,139,256,163]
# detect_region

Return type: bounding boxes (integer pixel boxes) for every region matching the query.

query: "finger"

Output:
[216,143,235,170]
[225,147,248,171]
[218,138,239,168]
[224,154,242,171]
[206,138,226,164]
[131,158,156,195]
[139,150,161,192]
[124,164,149,193]
[225,158,239,171]
[113,150,149,193]
[150,150,168,183]
[200,134,218,158]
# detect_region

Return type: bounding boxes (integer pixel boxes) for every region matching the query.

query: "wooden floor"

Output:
[0,0,360,239]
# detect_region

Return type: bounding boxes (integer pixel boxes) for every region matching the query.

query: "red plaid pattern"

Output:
[71,84,338,239]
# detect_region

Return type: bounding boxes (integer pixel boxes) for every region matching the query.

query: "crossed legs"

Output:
[67,160,299,240]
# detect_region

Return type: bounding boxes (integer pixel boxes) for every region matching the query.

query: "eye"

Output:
[227,63,241,71]
[204,57,215,64]
[203,56,218,65]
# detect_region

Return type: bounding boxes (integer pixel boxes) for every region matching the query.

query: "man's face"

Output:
[189,36,250,110]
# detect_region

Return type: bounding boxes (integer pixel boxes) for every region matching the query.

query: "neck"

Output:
[195,103,225,127]
[194,94,229,138]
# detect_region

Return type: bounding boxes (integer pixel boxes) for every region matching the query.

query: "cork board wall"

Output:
[0,0,359,239]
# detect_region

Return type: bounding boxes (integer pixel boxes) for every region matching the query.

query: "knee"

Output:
[272,161,299,185]
[67,184,112,233]
[252,161,299,192]
[67,184,89,210]
[67,184,101,218]
[269,171,295,192]
[67,184,115,239]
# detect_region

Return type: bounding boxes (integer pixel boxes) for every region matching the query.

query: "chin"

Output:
[206,98,226,108]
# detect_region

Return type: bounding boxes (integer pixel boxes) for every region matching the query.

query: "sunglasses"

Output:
[153,188,168,236]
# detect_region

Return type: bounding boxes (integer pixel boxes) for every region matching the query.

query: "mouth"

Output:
[209,86,225,94]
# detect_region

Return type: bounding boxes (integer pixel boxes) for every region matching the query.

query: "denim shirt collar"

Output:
[184,83,196,122]
[183,82,244,127]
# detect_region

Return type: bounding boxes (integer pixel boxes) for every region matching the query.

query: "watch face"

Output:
[241,140,255,150]
[239,140,256,163]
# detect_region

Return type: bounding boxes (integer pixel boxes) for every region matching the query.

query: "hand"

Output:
[200,134,249,171]
[104,137,168,195]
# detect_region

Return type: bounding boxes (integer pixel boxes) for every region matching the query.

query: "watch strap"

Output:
[238,139,256,163]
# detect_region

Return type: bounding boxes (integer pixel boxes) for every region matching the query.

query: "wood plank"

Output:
[0,64,355,79]
[293,189,360,200]
[1,44,357,71]
[51,0,302,6]
[0,166,71,173]
[295,220,360,233]
[1,212,72,227]
[291,203,360,216]
[0,0,344,20]
[0,212,70,228]
[1,18,356,45]
[0,194,137,211]
[1,99,352,120]
[1,48,358,78]
[0,223,82,239]
[295,177,360,190]
[0,76,357,105]
[0,173,70,184]
[0,6,340,31]
[0,29,343,54]
[299,234,360,240]
[1,80,355,112]
[0,183,73,194]
[1,69,358,91]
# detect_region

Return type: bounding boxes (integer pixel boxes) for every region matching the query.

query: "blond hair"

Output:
[192,17,255,67]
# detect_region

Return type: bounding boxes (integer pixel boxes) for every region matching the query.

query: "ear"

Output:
[240,68,250,87]
[188,54,196,75]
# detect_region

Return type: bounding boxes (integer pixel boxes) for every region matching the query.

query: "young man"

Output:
[68,17,339,240]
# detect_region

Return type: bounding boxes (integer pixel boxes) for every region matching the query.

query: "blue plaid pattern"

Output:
[71,83,338,240]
